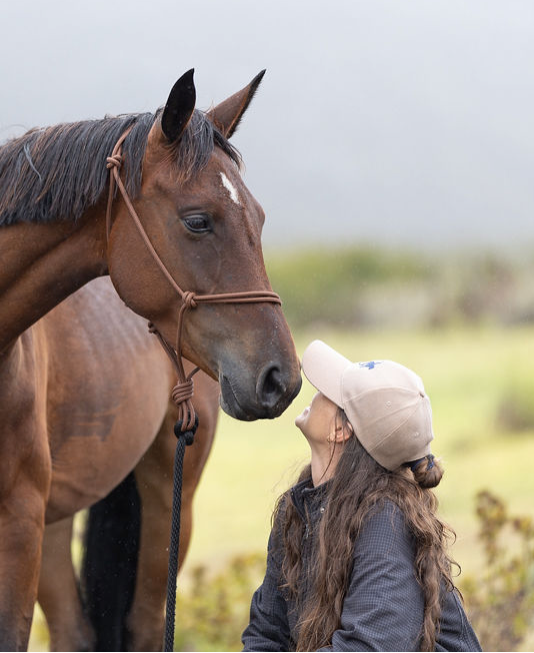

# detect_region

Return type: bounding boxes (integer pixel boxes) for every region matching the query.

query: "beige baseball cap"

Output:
[301,340,434,470]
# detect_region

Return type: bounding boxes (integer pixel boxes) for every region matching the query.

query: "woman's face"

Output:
[295,391,339,443]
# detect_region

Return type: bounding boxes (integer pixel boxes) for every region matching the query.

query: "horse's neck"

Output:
[0,209,107,353]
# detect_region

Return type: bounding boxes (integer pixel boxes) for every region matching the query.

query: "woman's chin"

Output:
[295,405,310,428]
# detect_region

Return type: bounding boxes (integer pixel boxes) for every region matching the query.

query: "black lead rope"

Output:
[163,417,198,652]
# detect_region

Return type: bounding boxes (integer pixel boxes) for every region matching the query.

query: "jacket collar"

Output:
[290,477,331,522]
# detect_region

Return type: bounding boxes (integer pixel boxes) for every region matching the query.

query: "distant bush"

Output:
[264,246,534,330]
[265,245,435,329]
[461,490,534,651]
[174,553,266,652]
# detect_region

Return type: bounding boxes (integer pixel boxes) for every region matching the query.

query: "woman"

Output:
[242,340,481,652]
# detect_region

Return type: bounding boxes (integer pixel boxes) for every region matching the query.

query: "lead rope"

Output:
[106,128,282,651]
[163,414,197,652]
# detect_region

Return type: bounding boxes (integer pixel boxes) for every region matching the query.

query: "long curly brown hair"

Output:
[273,408,457,652]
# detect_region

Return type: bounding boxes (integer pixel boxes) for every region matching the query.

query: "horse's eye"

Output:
[182,214,212,234]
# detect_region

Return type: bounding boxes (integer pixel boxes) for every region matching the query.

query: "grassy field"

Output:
[29,323,534,651]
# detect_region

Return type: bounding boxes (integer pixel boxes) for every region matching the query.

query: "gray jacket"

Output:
[242,479,482,652]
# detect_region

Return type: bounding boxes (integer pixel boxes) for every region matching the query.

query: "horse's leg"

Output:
[0,337,51,651]
[125,368,220,651]
[38,517,94,652]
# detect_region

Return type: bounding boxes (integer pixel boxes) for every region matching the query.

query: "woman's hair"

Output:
[273,408,456,652]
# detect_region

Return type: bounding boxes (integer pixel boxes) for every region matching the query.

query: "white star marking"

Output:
[220,172,240,206]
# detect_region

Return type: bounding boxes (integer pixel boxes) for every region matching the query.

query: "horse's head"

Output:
[107,70,301,420]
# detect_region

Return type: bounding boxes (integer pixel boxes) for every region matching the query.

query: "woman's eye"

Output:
[182,215,212,234]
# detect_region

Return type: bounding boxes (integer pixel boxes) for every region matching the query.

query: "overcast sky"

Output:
[1,0,533,253]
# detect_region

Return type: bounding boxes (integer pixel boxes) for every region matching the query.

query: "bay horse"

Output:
[0,70,302,651]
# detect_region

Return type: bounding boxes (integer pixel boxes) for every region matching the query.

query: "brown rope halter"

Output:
[106,128,282,431]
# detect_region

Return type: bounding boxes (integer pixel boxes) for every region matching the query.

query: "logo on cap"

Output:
[358,361,382,370]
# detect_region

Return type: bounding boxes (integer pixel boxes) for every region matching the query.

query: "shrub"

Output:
[461,490,534,651]
[174,553,266,652]
[264,245,534,330]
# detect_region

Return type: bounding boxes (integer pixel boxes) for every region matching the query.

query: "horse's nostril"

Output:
[258,364,284,408]
[264,367,281,396]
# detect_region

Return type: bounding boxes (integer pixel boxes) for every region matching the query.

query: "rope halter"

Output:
[106,127,282,431]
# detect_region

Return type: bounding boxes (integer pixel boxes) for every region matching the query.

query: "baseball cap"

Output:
[301,340,434,471]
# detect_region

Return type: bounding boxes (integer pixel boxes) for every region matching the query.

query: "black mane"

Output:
[0,109,241,226]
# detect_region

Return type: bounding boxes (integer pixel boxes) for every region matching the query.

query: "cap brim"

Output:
[301,340,352,407]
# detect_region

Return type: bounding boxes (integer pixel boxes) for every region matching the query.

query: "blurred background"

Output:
[2,0,533,650]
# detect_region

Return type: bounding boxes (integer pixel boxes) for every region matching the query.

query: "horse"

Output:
[0,69,302,650]
[35,277,221,652]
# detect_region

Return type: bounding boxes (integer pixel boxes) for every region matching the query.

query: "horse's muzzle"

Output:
[219,362,302,421]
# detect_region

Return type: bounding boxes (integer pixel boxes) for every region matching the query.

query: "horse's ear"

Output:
[208,70,266,138]
[161,69,196,143]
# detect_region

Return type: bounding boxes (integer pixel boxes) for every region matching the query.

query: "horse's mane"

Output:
[0,109,241,226]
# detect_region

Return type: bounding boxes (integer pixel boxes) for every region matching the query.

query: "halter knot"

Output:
[171,378,194,406]
[106,154,123,170]
[182,291,198,310]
